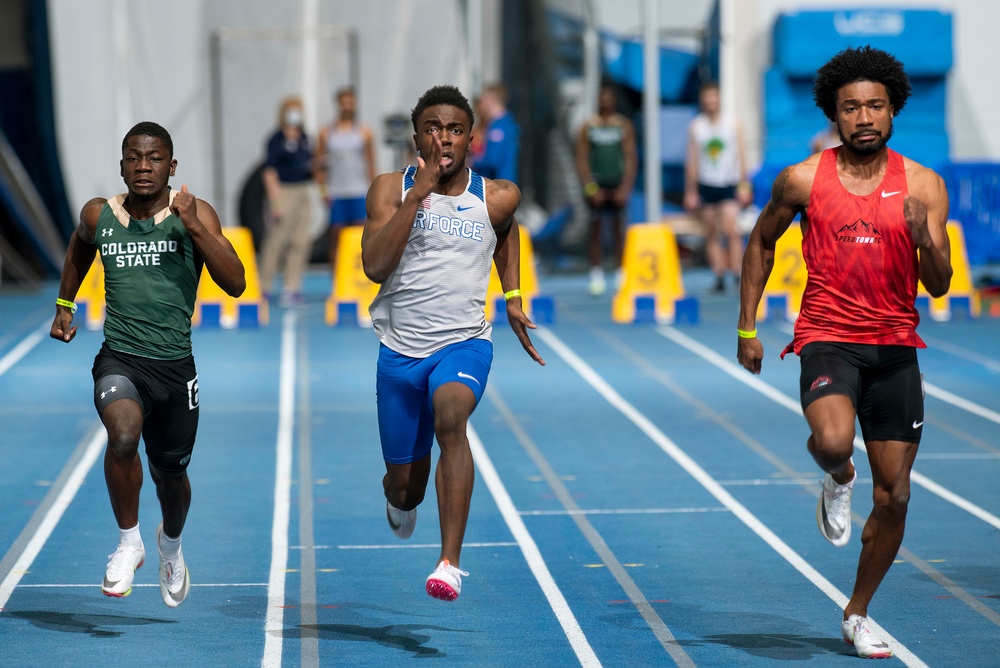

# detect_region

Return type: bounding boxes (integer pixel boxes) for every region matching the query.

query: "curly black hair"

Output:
[410,85,474,131]
[122,121,174,157]
[813,46,912,121]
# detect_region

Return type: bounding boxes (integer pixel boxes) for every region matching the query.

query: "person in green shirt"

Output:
[50,121,245,607]
[575,83,637,296]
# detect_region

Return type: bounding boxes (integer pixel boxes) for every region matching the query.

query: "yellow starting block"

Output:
[485,225,555,324]
[757,222,807,322]
[74,255,107,330]
[917,221,979,320]
[325,226,380,326]
[612,222,698,324]
[76,226,267,329]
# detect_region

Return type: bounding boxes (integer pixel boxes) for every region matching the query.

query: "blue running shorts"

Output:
[376,338,493,464]
[329,196,367,225]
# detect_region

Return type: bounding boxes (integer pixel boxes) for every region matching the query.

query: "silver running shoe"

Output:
[386,500,417,540]
[842,614,893,659]
[817,466,856,547]
[102,544,145,597]
[157,523,190,608]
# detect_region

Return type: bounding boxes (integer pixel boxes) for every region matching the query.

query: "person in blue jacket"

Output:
[471,82,520,183]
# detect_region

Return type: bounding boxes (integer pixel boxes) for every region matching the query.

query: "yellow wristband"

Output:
[56,298,78,314]
[504,289,522,301]
[737,328,757,339]
[584,182,599,197]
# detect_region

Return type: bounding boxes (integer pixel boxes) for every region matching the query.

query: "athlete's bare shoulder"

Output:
[901,155,946,202]
[484,177,521,225]
[771,155,820,209]
[369,170,404,198]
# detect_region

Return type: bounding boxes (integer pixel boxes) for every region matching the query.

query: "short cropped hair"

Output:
[813,45,912,121]
[411,85,474,130]
[122,121,173,157]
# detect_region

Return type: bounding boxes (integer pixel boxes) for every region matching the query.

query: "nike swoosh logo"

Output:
[457,205,474,212]
[881,190,902,198]
[457,371,481,386]
[912,420,924,429]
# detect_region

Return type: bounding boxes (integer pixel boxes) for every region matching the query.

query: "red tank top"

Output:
[784,147,924,357]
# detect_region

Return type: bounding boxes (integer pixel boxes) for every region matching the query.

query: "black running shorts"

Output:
[92,343,200,473]
[799,341,924,444]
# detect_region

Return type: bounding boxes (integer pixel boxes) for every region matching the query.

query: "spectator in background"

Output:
[466,95,487,169]
[470,82,520,183]
[315,86,377,281]
[258,96,316,307]
[575,82,637,295]
[684,80,753,293]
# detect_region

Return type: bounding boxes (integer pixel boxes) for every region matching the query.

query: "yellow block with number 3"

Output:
[612,223,687,323]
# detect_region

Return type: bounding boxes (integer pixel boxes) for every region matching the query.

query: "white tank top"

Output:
[369,167,496,357]
[324,124,369,198]
[690,113,741,187]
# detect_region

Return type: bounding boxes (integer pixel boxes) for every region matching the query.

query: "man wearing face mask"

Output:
[258,96,317,307]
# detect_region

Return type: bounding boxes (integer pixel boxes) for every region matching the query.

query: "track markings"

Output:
[538,326,928,668]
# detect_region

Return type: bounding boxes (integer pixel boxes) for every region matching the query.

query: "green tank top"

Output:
[97,191,201,359]
[587,118,626,188]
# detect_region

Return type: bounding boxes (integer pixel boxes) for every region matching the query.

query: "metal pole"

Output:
[301,0,320,133]
[467,0,483,97]
[643,0,662,224]
[582,0,599,120]
[209,33,226,225]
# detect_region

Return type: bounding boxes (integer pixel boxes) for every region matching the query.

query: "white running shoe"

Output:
[425,560,469,601]
[817,466,856,547]
[842,614,893,659]
[386,500,417,540]
[588,268,606,296]
[102,544,145,597]
[157,523,190,608]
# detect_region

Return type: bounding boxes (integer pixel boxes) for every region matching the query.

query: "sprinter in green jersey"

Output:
[50,122,245,607]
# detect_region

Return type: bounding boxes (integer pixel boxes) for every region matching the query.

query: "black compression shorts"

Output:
[799,341,924,444]
[92,343,200,473]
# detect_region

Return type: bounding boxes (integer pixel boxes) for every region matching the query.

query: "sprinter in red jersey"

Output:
[737,46,952,659]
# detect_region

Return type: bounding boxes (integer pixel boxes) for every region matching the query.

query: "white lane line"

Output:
[0,321,48,378]
[924,383,1000,425]
[658,326,1000,532]
[920,334,1000,373]
[262,311,297,668]
[538,327,928,668]
[467,424,601,667]
[0,429,106,610]
[310,542,520,550]
[18,582,269,588]
[520,507,729,516]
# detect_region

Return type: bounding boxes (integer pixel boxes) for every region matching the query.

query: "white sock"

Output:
[119,524,142,549]
[159,528,182,559]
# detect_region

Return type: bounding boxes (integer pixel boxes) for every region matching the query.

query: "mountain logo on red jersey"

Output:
[834,219,883,244]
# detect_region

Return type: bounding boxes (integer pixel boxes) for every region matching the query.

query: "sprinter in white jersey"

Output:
[363,85,544,601]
